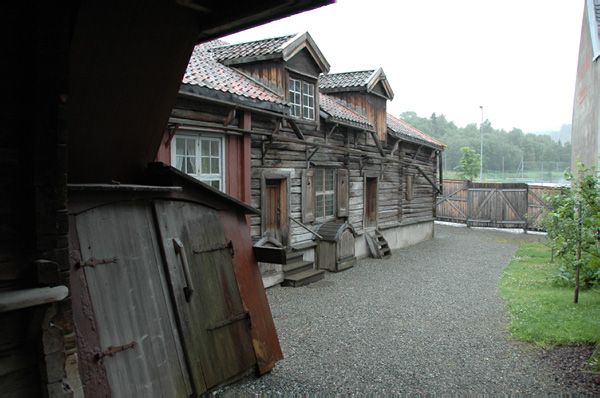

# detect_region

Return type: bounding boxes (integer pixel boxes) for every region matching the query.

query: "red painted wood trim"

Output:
[220,210,283,374]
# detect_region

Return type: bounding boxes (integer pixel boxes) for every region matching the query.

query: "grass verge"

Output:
[499,242,600,345]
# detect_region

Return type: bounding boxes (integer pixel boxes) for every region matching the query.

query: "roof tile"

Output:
[319,94,373,130]
[387,114,445,149]
[319,70,375,90]
[212,34,297,62]
[183,41,285,104]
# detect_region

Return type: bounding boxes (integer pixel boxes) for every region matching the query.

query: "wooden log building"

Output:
[1,1,334,396]
[158,32,446,288]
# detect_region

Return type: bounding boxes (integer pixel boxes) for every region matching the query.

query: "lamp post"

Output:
[480,105,483,182]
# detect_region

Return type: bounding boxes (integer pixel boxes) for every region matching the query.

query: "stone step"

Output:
[282,269,325,287]
[282,260,314,276]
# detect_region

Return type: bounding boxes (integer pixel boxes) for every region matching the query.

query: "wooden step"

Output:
[284,250,304,264]
[365,229,392,259]
[282,260,314,276]
[282,269,325,287]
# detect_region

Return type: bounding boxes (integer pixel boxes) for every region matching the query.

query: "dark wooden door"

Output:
[364,177,378,228]
[154,200,256,392]
[74,201,192,397]
[264,179,287,244]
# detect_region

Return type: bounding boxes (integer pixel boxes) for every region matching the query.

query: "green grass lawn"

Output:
[499,243,600,345]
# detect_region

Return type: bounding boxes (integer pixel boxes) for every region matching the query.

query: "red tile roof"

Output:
[319,94,374,130]
[183,42,285,104]
[387,114,445,149]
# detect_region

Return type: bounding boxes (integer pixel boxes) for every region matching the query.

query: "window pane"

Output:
[210,180,220,189]
[211,140,219,155]
[186,157,195,174]
[201,140,210,156]
[316,194,323,217]
[175,156,184,172]
[325,194,334,216]
[211,158,219,173]
[175,138,185,155]
[315,169,323,193]
[201,157,210,173]
[186,138,195,156]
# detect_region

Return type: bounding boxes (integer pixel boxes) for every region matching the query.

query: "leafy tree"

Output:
[544,162,600,301]
[454,147,481,181]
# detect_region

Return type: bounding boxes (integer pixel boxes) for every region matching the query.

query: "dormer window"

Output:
[289,77,315,120]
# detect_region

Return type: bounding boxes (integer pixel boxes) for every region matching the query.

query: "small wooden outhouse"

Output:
[68,163,282,396]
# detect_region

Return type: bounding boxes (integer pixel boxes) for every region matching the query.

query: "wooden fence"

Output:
[436,180,557,231]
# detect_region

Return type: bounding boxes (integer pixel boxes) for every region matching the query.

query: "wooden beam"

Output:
[164,123,181,147]
[412,145,423,159]
[289,120,305,140]
[416,165,443,194]
[369,131,386,157]
[325,123,337,144]
[224,107,237,126]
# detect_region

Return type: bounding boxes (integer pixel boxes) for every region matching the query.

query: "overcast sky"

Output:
[223,0,584,134]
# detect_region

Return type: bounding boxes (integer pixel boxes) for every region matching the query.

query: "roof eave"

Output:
[179,85,289,114]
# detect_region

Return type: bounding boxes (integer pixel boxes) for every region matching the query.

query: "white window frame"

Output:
[171,131,226,192]
[315,168,335,220]
[289,77,315,120]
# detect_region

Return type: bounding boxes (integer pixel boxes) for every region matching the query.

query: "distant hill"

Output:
[534,124,571,143]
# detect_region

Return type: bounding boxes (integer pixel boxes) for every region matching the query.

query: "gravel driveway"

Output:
[215,223,567,395]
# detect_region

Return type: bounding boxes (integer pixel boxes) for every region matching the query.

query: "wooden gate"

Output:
[436,180,468,223]
[437,180,556,230]
[467,183,528,228]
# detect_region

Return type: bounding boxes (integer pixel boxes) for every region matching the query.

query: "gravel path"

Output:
[215,223,571,395]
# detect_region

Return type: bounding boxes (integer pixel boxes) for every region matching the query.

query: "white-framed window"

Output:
[289,77,315,120]
[172,132,225,191]
[315,168,335,219]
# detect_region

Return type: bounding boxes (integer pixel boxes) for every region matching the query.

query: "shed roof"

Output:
[319,68,394,100]
[319,93,374,130]
[387,114,445,150]
[212,32,330,73]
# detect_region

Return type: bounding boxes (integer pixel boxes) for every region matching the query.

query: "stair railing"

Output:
[289,217,323,240]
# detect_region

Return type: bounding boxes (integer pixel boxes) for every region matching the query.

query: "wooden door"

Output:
[264,179,287,244]
[154,200,256,392]
[364,177,378,228]
[74,201,192,397]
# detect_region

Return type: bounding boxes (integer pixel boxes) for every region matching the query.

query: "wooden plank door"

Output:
[364,177,378,228]
[264,179,287,244]
[74,201,192,397]
[154,200,256,393]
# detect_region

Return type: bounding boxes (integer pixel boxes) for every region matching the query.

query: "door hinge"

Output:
[77,257,118,268]
[207,311,250,331]
[95,341,137,361]
[193,240,234,258]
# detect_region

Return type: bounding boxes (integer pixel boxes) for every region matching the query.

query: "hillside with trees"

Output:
[400,112,572,183]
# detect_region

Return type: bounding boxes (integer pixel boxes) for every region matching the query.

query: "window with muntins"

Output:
[173,133,225,191]
[289,77,315,120]
[315,168,335,219]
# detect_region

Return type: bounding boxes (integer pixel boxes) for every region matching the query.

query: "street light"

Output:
[480,105,483,182]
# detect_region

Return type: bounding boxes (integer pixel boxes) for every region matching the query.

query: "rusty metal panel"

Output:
[154,200,256,390]
[220,210,283,374]
[73,200,192,397]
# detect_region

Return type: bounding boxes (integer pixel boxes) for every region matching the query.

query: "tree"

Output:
[544,162,600,301]
[454,147,481,181]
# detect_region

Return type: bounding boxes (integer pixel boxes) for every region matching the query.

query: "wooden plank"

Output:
[221,210,283,374]
[154,200,255,391]
[75,201,192,397]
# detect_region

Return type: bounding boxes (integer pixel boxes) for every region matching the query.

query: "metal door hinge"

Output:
[207,311,250,331]
[77,257,118,268]
[95,341,137,360]
[193,240,234,258]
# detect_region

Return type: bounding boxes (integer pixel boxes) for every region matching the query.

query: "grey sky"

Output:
[223,0,583,133]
